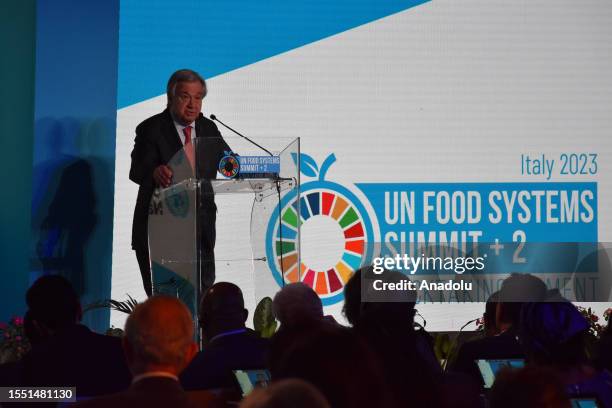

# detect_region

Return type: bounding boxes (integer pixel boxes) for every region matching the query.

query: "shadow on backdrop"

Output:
[30,117,114,332]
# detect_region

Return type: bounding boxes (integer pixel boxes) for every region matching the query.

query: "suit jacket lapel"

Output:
[162,109,183,154]
[195,114,207,143]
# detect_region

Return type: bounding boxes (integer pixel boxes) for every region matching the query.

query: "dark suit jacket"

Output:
[20,324,131,397]
[130,109,230,251]
[73,376,197,408]
[180,330,270,390]
[449,328,525,388]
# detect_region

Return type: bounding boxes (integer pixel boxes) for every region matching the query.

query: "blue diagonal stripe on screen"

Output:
[118,0,429,108]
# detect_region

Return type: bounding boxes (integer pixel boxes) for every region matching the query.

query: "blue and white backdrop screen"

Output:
[111,0,612,330]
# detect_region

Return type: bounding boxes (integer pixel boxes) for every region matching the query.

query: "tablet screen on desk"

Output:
[233,369,271,397]
[476,359,525,389]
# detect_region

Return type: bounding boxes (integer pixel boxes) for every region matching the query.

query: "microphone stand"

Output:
[210,114,286,286]
[210,114,274,156]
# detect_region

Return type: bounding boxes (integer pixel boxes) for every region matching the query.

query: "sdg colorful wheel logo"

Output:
[266,153,374,305]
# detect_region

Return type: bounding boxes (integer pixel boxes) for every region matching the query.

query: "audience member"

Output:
[341,267,370,326]
[5,264,611,408]
[450,273,547,387]
[489,366,571,408]
[595,323,612,373]
[352,267,441,407]
[269,283,339,378]
[483,290,501,337]
[20,275,131,397]
[519,298,612,407]
[180,282,270,391]
[272,283,325,328]
[438,372,482,408]
[74,295,198,407]
[272,323,393,408]
[239,379,330,408]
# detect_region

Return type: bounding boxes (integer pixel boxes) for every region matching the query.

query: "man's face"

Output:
[169,80,204,125]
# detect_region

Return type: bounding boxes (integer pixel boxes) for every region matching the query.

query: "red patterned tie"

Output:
[183,126,195,171]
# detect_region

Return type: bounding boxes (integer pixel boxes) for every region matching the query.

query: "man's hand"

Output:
[153,165,173,187]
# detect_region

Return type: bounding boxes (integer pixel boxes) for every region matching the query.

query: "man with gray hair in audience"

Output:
[272,282,334,329]
[75,296,198,408]
[269,283,338,377]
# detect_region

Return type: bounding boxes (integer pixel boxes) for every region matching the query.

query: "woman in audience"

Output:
[519,297,612,407]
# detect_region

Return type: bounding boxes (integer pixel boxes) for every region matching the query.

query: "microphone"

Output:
[459,317,479,332]
[440,317,480,371]
[210,114,274,156]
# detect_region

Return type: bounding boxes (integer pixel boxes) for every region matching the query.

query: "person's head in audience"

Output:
[199,282,248,343]
[496,273,547,332]
[484,290,500,336]
[239,379,330,408]
[272,283,323,329]
[355,269,439,407]
[489,366,570,408]
[23,310,46,347]
[273,324,390,408]
[519,298,590,368]
[342,268,362,326]
[359,268,417,328]
[25,274,81,341]
[123,295,197,376]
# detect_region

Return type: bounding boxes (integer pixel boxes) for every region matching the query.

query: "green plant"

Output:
[432,332,453,368]
[84,294,140,315]
[0,316,31,363]
[253,297,277,338]
[604,308,612,324]
[577,306,605,339]
[105,326,124,337]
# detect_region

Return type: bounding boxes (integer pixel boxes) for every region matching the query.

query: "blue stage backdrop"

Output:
[0,0,36,324]
[29,0,119,332]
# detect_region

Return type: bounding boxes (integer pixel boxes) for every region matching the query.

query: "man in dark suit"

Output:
[180,282,270,390]
[74,296,199,408]
[20,275,132,397]
[130,69,230,296]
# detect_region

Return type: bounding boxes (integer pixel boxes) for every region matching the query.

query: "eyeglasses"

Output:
[176,93,204,104]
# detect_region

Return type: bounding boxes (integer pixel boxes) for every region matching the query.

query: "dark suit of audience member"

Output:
[73,376,196,408]
[21,324,131,396]
[272,324,393,408]
[520,298,612,408]
[346,268,442,408]
[181,282,269,390]
[19,275,131,397]
[450,327,525,388]
[75,296,199,408]
[450,274,547,388]
[181,329,269,390]
[268,283,341,378]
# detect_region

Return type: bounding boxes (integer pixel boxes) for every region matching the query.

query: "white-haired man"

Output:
[74,296,198,407]
[130,69,231,296]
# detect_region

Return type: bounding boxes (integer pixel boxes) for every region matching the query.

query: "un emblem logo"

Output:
[164,190,190,218]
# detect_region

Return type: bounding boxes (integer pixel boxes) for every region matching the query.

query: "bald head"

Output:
[199,282,248,340]
[124,296,196,375]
